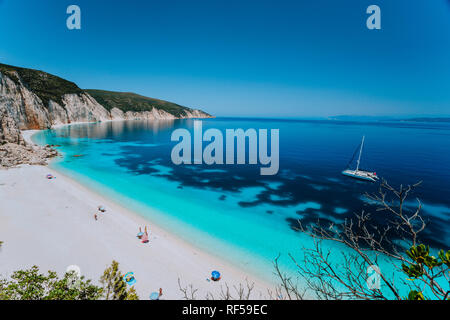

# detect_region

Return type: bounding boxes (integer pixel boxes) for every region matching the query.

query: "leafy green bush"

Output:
[0,261,139,300]
[0,266,102,300]
[100,260,139,300]
[402,245,450,300]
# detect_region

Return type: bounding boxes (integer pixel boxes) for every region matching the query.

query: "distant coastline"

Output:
[213,116,450,124]
[328,115,450,123]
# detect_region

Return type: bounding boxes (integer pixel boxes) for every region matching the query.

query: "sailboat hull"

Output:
[341,169,378,182]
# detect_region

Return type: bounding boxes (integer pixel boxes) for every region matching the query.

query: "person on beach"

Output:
[159,288,163,298]
[140,226,149,243]
[94,213,98,221]
[137,227,144,239]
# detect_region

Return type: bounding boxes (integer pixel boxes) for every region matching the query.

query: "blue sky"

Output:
[1,0,449,117]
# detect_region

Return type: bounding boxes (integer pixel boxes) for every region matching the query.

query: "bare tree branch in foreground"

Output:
[288,179,449,300]
[178,278,260,300]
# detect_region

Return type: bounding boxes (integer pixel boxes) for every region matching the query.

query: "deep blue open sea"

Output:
[33,117,450,296]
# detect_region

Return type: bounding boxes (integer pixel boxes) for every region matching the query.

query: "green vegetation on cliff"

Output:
[0,63,83,108]
[0,63,209,118]
[85,89,194,117]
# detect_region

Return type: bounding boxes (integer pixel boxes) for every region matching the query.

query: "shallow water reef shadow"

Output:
[111,147,449,249]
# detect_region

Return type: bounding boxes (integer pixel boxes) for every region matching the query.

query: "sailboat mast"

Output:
[356,136,365,172]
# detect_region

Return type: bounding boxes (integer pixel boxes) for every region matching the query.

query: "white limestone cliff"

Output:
[0,70,211,146]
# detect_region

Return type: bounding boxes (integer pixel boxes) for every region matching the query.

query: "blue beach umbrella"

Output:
[211,271,221,280]
[149,292,160,300]
[123,272,136,286]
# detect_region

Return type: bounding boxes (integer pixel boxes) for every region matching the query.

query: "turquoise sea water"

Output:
[33,118,450,297]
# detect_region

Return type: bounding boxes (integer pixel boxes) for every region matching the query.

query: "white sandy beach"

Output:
[0,132,274,300]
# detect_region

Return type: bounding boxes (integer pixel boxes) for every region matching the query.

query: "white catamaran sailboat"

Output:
[342,136,379,182]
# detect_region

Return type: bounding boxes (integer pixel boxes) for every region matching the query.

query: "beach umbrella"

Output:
[211,270,221,280]
[149,292,160,300]
[123,272,136,286]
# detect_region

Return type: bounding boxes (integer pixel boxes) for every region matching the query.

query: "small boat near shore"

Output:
[342,136,379,182]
